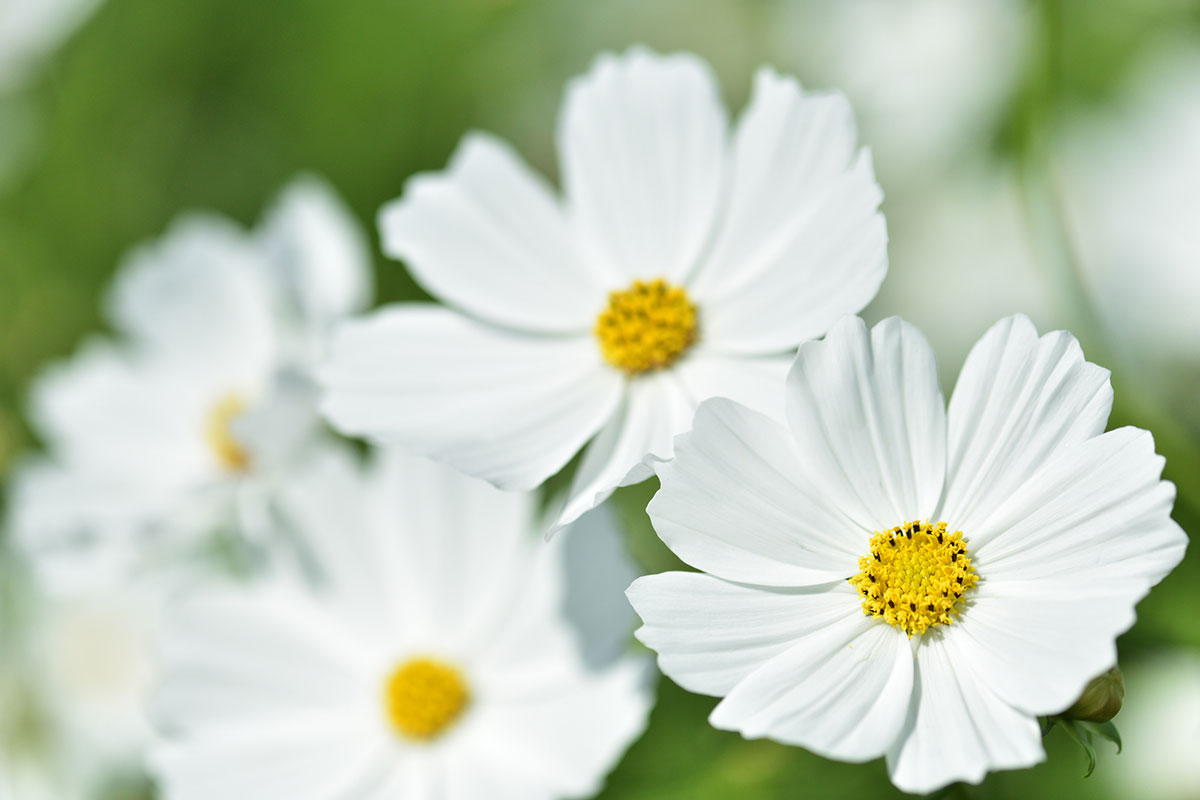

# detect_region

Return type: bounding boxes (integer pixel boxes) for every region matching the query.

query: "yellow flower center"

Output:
[848,520,978,637]
[204,393,250,472]
[384,657,470,740]
[595,278,698,374]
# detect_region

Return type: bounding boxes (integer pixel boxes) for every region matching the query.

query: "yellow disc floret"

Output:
[384,657,470,740]
[848,520,978,637]
[595,278,698,374]
[204,393,250,472]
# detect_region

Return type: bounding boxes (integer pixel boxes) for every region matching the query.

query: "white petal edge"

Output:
[945,427,1186,715]
[550,368,693,533]
[257,175,373,335]
[380,132,605,333]
[706,589,913,763]
[673,348,791,424]
[558,47,728,285]
[691,71,886,354]
[320,304,623,491]
[648,397,864,586]
[886,631,1044,795]
[628,572,863,698]
[785,316,947,533]
[938,314,1113,532]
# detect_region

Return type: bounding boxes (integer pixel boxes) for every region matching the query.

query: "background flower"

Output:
[322,47,886,531]
[151,447,653,800]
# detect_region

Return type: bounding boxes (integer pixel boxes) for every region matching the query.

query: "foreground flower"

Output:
[628,314,1186,794]
[321,47,886,531]
[10,176,371,570]
[151,447,652,800]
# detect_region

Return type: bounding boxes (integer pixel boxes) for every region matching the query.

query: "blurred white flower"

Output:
[0,0,102,93]
[772,0,1029,187]
[629,315,1185,794]
[1058,43,1200,370]
[0,547,219,800]
[322,47,887,532]
[151,447,653,800]
[1106,650,1200,800]
[870,162,1057,377]
[9,176,371,574]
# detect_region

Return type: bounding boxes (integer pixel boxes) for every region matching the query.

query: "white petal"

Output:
[674,349,791,423]
[232,369,320,474]
[709,602,913,763]
[29,339,210,473]
[691,71,886,353]
[276,446,405,639]
[648,398,863,586]
[551,369,694,531]
[363,447,548,655]
[320,305,623,491]
[947,583,1134,719]
[106,213,277,372]
[152,718,385,800]
[257,175,373,333]
[154,588,375,730]
[558,47,727,284]
[886,632,1043,795]
[939,314,1113,531]
[628,572,861,697]
[379,132,604,333]
[556,503,643,668]
[786,316,947,531]
[972,427,1185,581]
[457,657,652,800]
[946,427,1186,715]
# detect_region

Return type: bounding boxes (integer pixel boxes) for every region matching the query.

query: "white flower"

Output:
[9,176,371,571]
[320,47,887,532]
[628,314,1186,794]
[150,447,653,800]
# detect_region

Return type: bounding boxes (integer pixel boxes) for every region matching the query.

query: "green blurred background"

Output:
[3,0,1200,798]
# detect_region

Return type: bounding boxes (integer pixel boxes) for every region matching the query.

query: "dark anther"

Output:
[951,553,957,562]
[937,533,943,544]
[927,604,935,612]
[956,576,963,584]
[909,602,916,611]
[887,600,895,608]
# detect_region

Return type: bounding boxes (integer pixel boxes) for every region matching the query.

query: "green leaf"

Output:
[1087,720,1123,754]
[1057,719,1098,778]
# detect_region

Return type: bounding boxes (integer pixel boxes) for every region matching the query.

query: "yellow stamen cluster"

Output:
[384,657,470,740]
[848,520,978,637]
[595,279,698,374]
[204,393,250,472]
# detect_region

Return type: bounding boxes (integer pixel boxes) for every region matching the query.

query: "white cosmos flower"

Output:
[627,314,1187,794]
[150,447,653,800]
[10,176,371,571]
[321,47,887,532]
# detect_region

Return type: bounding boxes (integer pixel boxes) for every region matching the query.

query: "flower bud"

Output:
[1065,666,1125,723]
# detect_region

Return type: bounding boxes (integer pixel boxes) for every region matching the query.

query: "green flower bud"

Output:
[1065,666,1125,723]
